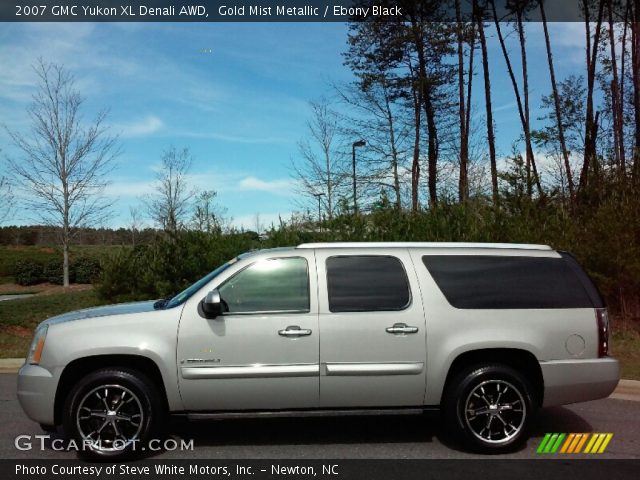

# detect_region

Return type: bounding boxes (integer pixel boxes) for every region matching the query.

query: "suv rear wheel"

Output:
[62,368,164,459]
[443,364,536,453]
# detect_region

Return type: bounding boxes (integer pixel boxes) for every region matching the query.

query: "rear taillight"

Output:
[596,307,609,357]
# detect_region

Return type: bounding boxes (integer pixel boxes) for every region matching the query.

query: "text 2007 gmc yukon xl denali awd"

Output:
[17,242,619,458]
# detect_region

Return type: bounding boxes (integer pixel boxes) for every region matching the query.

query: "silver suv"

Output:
[17,242,620,458]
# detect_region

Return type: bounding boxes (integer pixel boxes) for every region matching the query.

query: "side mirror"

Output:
[201,289,222,319]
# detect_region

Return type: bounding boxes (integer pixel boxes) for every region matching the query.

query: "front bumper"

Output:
[17,363,57,425]
[541,357,620,407]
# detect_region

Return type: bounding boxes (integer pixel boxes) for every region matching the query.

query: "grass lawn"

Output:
[1,290,639,382]
[0,289,108,358]
[612,330,640,381]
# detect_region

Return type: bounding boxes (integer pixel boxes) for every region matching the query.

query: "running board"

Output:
[176,407,438,421]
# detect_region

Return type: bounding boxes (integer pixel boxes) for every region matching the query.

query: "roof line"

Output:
[296,242,553,251]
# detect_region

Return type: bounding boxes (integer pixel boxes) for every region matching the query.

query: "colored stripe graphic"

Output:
[537,433,613,454]
[559,433,575,453]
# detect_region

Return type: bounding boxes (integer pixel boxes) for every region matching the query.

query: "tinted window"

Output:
[422,255,594,309]
[219,257,309,313]
[327,256,411,312]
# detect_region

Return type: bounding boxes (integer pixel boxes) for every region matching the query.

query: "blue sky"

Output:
[0,21,588,229]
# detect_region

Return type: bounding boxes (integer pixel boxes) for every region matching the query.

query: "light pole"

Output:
[352,140,366,214]
[312,192,325,227]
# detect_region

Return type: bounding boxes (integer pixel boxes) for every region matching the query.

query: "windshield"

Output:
[163,257,239,309]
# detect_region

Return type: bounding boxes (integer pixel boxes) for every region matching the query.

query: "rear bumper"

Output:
[17,363,57,425]
[540,357,620,407]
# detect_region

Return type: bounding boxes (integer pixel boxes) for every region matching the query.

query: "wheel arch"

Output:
[54,354,169,426]
[441,348,544,407]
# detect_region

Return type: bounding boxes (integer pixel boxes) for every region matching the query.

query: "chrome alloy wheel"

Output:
[76,384,144,451]
[463,379,526,444]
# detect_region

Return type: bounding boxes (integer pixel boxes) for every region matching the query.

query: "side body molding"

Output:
[324,362,424,376]
[181,363,319,379]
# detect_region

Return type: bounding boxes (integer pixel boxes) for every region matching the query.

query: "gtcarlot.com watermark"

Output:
[14,434,194,452]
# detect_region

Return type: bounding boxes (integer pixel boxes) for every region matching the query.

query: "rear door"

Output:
[315,249,427,407]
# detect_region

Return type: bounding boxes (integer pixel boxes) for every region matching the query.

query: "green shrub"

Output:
[73,257,101,284]
[43,260,66,285]
[96,231,259,302]
[13,260,45,286]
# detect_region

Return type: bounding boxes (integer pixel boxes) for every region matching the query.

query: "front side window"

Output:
[326,255,411,312]
[218,257,309,314]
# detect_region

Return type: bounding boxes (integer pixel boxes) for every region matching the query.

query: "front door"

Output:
[177,251,319,411]
[315,250,427,407]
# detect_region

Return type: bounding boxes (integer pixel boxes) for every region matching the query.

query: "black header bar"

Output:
[0,1,611,23]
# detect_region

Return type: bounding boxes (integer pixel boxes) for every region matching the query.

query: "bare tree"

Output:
[0,174,13,224]
[334,79,410,211]
[292,99,346,219]
[253,213,264,235]
[145,146,196,234]
[4,60,119,286]
[128,205,143,247]
[191,190,228,233]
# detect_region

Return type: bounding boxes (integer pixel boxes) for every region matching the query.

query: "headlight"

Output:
[27,325,48,365]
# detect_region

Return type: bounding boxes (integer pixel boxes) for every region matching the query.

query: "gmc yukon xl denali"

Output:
[17,242,620,458]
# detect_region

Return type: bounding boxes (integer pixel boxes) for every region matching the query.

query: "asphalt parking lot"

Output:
[1,373,639,460]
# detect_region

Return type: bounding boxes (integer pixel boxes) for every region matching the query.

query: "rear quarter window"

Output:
[422,255,595,309]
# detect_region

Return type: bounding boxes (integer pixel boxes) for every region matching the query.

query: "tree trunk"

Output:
[581,0,605,190]
[410,16,438,207]
[633,0,640,182]
[465,25,476,152]
[621,1,630,176]
[324,149,333,221]
[541,0,575,200]
[424,92,439,208]
[456,0,469,203]
[383,85,402,210]
[63,203,70,288]
[410,62,422,212]
[516,10,542,197]
[491,0,542,197]
[477,12,498,204]
[607,0,624,175]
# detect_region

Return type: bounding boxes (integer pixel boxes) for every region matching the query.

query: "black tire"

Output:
[62,368,164,460]
[40,423,57,433]
[443,364,536,453]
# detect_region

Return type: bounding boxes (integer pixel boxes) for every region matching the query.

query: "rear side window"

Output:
[422,255,594,309]
[326,256,411,312]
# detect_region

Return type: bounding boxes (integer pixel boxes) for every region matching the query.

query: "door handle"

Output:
[278,325,312,337]
[386,323,419,334]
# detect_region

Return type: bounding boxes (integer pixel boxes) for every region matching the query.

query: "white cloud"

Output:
[113,115,164,137]
[103,179,155,198]
[238,176,293,194]
[174,130,289,144]
[548,22,586,49]
[494,101,518,113]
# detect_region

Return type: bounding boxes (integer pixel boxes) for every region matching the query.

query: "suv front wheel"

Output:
[62,368,164,459]
[443,364,536,453]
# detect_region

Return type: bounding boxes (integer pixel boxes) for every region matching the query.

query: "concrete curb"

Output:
[609,379,640,402]
[1,358,639,401]
[0,358,25,374]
